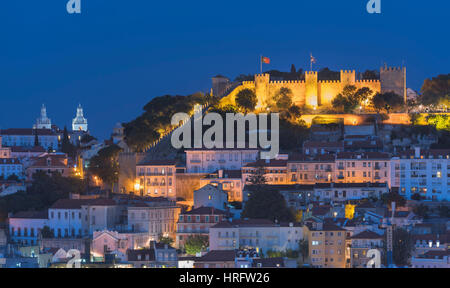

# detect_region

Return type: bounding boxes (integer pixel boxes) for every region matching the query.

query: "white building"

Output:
[314,182,389,202]
[411,250,450,268]
[209,219,303,253]
[0,158,23,180]
[0,128,59,151]
[127,200,181,239]
[136,160,177,199]
[194,184,228,210]
[8,211,48,246]
[33,104,52,130]
[391,148,450,201]
[48,198,118,238]
[72,104,88,132]
[186,148,259,173]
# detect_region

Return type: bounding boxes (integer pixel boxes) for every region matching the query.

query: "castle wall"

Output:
[218,66,404,110]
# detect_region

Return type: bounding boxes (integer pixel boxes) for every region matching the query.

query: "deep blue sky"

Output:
[0,0,448,139]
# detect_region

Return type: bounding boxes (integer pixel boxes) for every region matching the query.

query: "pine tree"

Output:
[34,129,39,147]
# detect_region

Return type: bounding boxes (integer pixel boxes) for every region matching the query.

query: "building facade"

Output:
[136,160,177,199]
[186,148,258,173]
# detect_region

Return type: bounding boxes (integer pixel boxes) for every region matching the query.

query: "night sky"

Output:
[0,0,448,139]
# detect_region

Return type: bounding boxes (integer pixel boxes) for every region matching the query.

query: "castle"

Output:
[217,66,406,109]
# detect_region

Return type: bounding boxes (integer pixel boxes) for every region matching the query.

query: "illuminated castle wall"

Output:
[219,67,406,108]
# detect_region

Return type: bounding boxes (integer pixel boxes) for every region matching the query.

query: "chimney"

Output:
[414,147,420,158]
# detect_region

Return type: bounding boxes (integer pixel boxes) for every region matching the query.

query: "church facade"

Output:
[72,104,88,132]
[218,66,406,109]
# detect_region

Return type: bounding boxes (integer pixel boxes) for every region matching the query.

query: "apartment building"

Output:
[209,219,303,254]
[335,152,391,186]
[199,170,243,202]
[136,160,177,199]
[242,159,288,185]
[186,148,258,173]
[287,154,335,184]
[176,206,229,248]
[306,222,348,268]
[127,200,180,240]
[350,230,384,268]
[314,182,389,202]
[8,211,48,246]
[391,148,450,201]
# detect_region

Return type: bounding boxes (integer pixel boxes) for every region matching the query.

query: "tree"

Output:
[419,74,450,106]
[242,186,294,222]
[34,129,39,147]
[411,193,422,201]
[392,228,414,267]
[371,92,404,114]
[88,145,122,191]
[61,126,77,159]
[438,205,450,218]
[332,85,372,113]
[290,64,297,74]
[235,88,257,113]
[248,165,267,185]
[6,174,19,182]
[40,226,53,238]
[298,239,309,263]
[273,87,293,111]
[184,235,208,255]
[158,234,174,246]
[362,70,379,80]
[413,204,429,219]
[381,192,406,207]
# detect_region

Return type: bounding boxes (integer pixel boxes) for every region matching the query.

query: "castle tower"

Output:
[34,104,52,129]
[305,71,318,107]
[72,104,88,132]
[380,66,407,103]
[212,75,230,98]
[340,70,356,86]
[254,73,270,108]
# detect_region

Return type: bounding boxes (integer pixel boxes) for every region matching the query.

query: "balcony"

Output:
[338,175,344,180]
[338,165,345,170]
[325,168,332,172]
[190,160,201,163]
[374,166,381,171]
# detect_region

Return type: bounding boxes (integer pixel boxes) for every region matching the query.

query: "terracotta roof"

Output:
[336,152,390,160]
[288,153,335,162]
[196,250,236,262]
[137,159,178,166]
[395,149,450,158]
[211,219,277,229]
[29,155,68,168]
[244,159,287,168]
[126,249,155,261]
[182,206,228,216]
[50,198,116,209]
[303,141,344,149]
[10,210,48,219]
[314,182,388,189]
[351,230,384,240]
[10,146,46,153]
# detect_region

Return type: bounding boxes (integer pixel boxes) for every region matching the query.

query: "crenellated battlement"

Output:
[319,80,340,84]
[380,66,404,72]
[269,80,304,84]
[242,81,254,85]
[305,71,318,75]
[356,79,380,83]
[340,69,356,74]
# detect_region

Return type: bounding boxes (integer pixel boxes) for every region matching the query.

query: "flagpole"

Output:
[260,55,262,74]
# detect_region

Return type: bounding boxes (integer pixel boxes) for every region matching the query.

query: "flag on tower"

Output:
[262,56,270,64]
[310,54,316,64]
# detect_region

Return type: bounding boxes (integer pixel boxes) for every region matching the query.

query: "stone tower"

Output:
[72,104,88,132]
[212,75,230,98]
[340,70,356,86]
[380,66,407,103]
[34,104,52,129]
[254,73,270,108]
[305,71,318,107]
